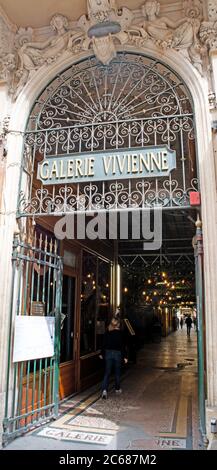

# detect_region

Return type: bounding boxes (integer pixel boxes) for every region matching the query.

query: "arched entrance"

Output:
[18,52,197,215]
[3,52,205,444]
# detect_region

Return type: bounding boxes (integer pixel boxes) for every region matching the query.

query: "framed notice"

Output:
[31,301,45,316]
[13,316,55,363]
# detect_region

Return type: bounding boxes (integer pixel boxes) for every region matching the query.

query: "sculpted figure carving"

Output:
[141,0,179,44]
[199,0,217,50]
[87,0,117,23]
[16,14,81,92]
[0,0,205,98]
[129,0,203,74]
[140,0,201,49]
[171,1,202,49]
[78,0,133,65]
[0,53,16,82]
[92,34,116,65]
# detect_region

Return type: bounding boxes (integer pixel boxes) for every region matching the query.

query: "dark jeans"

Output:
[102,349,122,392]
[187,325,191,336]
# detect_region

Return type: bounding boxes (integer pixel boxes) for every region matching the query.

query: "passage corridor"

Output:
[6,328,203,450]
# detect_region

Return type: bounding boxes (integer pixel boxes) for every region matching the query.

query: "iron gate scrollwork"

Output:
[3,233,63,444]
[17,52,198,217]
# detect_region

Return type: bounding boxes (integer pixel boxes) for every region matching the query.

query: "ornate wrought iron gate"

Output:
[17,52,198,217]
[3,232,63,444]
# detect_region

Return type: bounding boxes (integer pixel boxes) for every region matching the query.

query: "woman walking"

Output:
[99,317,128,399]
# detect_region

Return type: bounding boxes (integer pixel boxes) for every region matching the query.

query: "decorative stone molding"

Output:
[207,0,217,21]
[0,0,208,99]
[199,0,217,51]
[87,0,118,24]
[0,15,16,86]
[0,116,10,161]
[129,0,204,75]
[209,90,217,109]
[13,14,85,96]
[14,27,33,49]
[78,0,133,65]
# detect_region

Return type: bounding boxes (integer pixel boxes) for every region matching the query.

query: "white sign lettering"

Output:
[37,427,113,445]
[37,146,176,185]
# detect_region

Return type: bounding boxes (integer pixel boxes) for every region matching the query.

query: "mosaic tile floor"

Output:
[6,328,204,450]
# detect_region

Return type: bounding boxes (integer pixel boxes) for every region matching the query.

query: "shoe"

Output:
[115,389,122,394]
[101,390,107,399]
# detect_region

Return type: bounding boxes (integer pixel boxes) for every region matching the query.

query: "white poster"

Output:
[13,316,55,363]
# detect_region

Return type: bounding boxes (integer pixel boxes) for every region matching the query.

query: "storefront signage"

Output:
[37,146,176,185]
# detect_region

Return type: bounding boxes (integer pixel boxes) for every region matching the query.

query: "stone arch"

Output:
[2,45,217,409]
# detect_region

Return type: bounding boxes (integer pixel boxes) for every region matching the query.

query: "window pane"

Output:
[96,260,111,351]
[60,275,75,363]
[80,252,97,356]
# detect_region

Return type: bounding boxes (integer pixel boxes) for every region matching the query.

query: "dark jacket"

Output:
[185,317,192,327]
[101,329,127,358]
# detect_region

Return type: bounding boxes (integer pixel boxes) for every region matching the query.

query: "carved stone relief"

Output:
[14,14,84,93]
[0,15,16,85]
[128,0,204,74]
[0,1,213,99]
[207,0,217,21]
[200,0,217,50]
[78,0,133,64]
[87,0,118,24]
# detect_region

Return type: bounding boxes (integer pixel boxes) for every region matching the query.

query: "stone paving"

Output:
[5,328,204,450]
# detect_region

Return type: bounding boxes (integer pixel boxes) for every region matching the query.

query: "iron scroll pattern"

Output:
[24,115,194,156]
[18,53,198,216]
[27,54,193,131]
[18,179,199,216]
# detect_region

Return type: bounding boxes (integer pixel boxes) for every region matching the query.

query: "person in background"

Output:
[185,315,193,336]
[176,316,180,329]
[180,316,184,329]
[99,317,128,399]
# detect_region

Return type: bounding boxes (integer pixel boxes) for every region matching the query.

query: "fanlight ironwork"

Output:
[18,52,198,216]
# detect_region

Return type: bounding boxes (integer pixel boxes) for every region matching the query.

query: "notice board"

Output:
[13,316,55,363]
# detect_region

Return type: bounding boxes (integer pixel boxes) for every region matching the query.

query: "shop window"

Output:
[80,252,111,356]
[96,260,110,351]
[80,252,97,356]
[60,275,75,363]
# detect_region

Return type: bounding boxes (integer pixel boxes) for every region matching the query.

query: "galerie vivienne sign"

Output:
[37,146,176,185]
